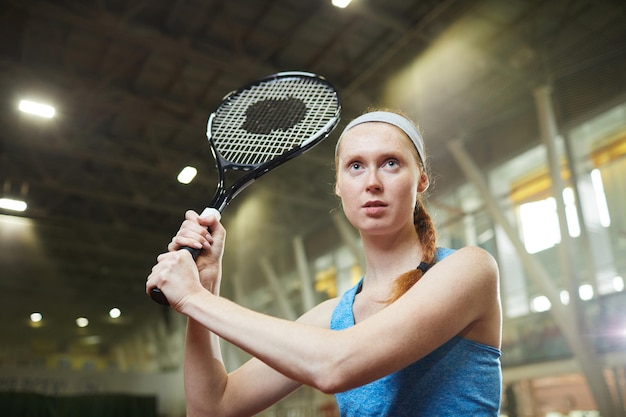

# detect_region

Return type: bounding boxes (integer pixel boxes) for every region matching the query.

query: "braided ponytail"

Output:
[386,197,437,303]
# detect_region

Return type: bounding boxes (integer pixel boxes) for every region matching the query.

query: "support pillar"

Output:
[260,257,297,320]
[534,85,622,417]
[293,235,316,311]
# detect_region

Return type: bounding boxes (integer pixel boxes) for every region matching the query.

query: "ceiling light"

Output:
[18,99,56,118]
[0,198,27,212]
[109,307,121,319]
[30,312,43,323]
[579,284,594,301]
[332,0,352,8]
[177,166,198,184]
[530,295,551,312]
[76,317,89,328]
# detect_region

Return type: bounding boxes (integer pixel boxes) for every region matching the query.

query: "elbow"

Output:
[186,403,221,417]
[306,333,371,394]
[186,406,209,417]
[314,375,341,395]
[185,395,229,417]
[313,374,344,395]
[308,359,355,395]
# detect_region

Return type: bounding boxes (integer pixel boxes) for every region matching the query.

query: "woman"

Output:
[147,110,502,416]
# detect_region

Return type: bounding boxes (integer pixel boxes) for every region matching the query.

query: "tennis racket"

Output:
[150,71,341,305]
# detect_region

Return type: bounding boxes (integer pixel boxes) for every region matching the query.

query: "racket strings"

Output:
[212,77,340,166]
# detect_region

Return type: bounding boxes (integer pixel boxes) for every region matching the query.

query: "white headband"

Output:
[336,111,425,164]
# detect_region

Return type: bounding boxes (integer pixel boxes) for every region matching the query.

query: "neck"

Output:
[359,225,423,289]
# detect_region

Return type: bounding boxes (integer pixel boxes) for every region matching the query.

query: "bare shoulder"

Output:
[440,246,501,347]
[296,297,341,328]
[444,246,500,301]
[442,246,499,281]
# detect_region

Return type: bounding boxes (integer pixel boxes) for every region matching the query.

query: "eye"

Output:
[384,159,400,169]
[349,161,363,171]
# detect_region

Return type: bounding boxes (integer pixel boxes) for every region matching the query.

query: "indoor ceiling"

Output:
[1,0,625,362]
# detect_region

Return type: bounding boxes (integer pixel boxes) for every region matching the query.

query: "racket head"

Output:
[206,71,341,211]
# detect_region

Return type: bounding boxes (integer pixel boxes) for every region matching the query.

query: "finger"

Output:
[169,209,222,252]
[146,269,159,295]
[168,219,215,250]
[170,233,206,251]
[156,252,171,263]
[197,208,222,231]
[185,209,200,221]
[180,216,209,237]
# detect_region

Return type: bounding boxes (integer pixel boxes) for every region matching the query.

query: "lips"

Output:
[363,200,387,208]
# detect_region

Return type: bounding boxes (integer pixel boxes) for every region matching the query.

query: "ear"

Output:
[417,171,429,193]
[334,182,342,198]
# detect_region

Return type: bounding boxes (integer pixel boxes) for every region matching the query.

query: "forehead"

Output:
[338,122,416,155]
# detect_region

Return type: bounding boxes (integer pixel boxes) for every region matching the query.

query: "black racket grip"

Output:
[150,246,202,306]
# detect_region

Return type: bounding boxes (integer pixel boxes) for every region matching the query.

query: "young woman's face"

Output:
[335,122,428,236]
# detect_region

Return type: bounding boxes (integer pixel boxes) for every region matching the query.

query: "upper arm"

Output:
[325,246,500,391]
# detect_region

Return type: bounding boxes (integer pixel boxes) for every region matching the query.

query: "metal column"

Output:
[260,257,297,320]
[534,85,622,417]
[293,235,316,311]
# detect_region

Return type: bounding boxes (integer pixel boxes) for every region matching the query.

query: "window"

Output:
[518,188,580,254]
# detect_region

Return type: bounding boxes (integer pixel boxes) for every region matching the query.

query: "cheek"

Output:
[335,173,356,199]
[393,178,419,208]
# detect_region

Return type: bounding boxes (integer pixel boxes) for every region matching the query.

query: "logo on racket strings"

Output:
[242,97,308,135]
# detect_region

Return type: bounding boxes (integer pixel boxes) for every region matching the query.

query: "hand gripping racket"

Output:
[150,71,341,305]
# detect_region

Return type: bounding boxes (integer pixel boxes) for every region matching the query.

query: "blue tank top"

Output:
[330,248,502,416]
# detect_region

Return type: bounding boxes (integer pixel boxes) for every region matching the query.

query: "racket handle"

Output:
[181,245,202,261]
[150,288,169,305]
[150,246,202,306]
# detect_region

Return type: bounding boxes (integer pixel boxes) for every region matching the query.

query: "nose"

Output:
[365,169,383,192]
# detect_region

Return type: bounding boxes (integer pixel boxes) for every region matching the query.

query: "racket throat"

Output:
[210,177,256,212]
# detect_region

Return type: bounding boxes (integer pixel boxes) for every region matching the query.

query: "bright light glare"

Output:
[76,317,89,328]
[30,312,43,322]
[519,198,560,254]
[332,0,352,7]
[560,290,570,305]
[177,166,198,184]
[109,307,121,319]
[590,169,611,227]
[19,99,56,118]
[0,198,27,212]
[613,276,624,292]
[579,284,594,301]
[531,295,551,312]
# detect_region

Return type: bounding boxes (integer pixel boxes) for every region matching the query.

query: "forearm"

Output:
[184,317,230,417]
[183,265,229,416]
[181,290,340,392]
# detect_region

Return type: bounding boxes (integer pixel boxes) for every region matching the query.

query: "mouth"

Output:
[363,200,387,208]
